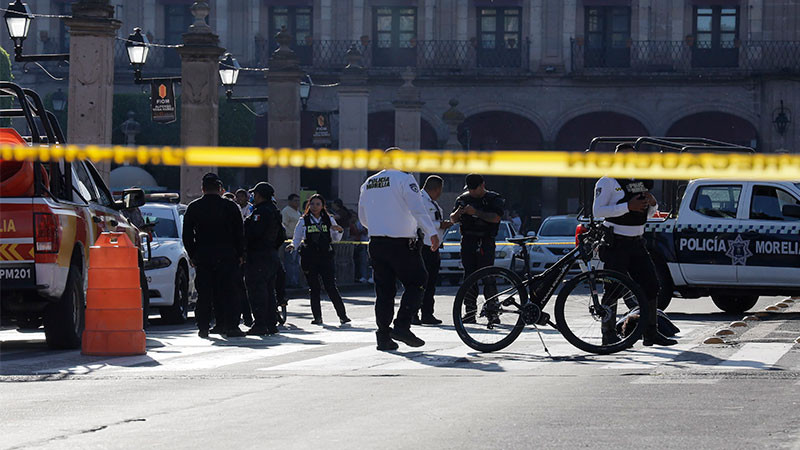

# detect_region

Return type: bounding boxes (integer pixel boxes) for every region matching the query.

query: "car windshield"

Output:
[538,217,578,237]
[141,207,179,239]
[795,183,800,192]
[444,223,511,242]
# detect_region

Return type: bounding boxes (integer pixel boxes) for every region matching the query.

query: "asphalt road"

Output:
[2,289,799,450]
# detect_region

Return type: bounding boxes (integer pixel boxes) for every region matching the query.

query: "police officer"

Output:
[412,175,451,325]
[244,182,283,336]
[450,173,505,323]
[286,194,351,325]
[593,142,677,347]
[358,149,441,351]
[182,173,245,338]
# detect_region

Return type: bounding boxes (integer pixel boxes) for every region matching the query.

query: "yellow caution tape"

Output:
[4,144,799,180]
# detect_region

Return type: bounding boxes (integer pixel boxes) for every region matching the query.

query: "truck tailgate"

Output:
[0,198,36,289]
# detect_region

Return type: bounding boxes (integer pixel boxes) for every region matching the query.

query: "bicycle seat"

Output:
[507,236,537,245]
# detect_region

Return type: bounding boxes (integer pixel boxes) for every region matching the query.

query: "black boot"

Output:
[376,331,398,351]
[643,330,678,347]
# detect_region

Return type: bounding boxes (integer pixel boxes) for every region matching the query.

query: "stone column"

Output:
[394,68,424,183]
[336,45,369,208]
[440,98,465,212]
[177,2,225,202]
[394,68,424,151]
[541,139,559,218]
[266,28,303,205]
[64,0,121,183]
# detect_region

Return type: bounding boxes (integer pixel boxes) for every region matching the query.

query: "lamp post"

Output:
[773,100,792,136]
[3,0,69,62]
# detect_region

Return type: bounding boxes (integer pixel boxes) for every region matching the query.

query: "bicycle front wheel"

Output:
[452,266,527,353]
[554,269,644,355]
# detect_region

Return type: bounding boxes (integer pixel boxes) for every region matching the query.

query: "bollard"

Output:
[81,232,146,356]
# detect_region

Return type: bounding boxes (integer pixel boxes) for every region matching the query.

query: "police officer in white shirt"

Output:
[593,142,676,347]
[358,149,441,351]
[412,175,452,326]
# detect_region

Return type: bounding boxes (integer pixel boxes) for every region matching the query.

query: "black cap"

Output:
[249,181,275,198]
[201,172,223,188]
[464,173,484,190]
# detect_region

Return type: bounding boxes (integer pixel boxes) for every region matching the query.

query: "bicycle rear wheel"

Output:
[554,269,644,355]
[452,266,527,352]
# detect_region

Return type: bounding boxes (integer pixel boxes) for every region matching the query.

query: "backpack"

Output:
[274,212,287,249]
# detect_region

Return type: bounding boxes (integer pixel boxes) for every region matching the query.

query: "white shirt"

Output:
[281,205,301,239]
[593,176,658,237]
[291,214,343,249]
[358,169,439,240]
[239,203,253,220]
[421,189,446,247]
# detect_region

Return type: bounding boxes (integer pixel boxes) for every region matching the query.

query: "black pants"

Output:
[236,264,251,322]
[368,237,427,337]
[599,236,659,335]
[460,236,496,315]
[195,259,240,332]
[419,247,440,318]
[301,250,348,321]
[246,250,280,330]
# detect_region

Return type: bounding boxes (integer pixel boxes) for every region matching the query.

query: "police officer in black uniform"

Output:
[244,182,283,336]
[450,174,505,323]
[287,194,351,325]
[593,143,676,347]
[182,173,245,338]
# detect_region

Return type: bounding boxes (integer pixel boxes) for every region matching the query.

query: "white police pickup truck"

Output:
[644,179,800,313]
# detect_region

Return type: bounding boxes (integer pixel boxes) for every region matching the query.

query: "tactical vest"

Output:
[302,215,332,253]
[606,178,654,226]
[457,191,502,238]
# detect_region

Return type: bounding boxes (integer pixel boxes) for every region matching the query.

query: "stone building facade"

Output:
[10,0,800,223]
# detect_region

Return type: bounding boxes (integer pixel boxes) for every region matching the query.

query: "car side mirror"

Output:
[782,204,800,219]
[527,231,536,237]
[120,188,146,209]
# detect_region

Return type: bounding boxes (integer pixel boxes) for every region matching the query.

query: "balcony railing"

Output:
[250,38,531,76]
[571,39,800,76]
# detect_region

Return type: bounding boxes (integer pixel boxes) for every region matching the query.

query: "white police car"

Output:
[644,179,800,313]
[529,215,580,273]
[141,200,196,323]
[439,220,520,284]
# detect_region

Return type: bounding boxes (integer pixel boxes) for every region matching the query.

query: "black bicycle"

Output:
[452,222,645,355]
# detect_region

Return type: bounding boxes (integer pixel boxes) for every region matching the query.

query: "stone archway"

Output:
[367,111,440,150]
[552,111,651,216]
[449,111,545,233]
[667,111,759,150]
[555,111,650,151]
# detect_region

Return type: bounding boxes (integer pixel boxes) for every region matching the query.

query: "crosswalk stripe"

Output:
[600,344,697,369]
[715,343,795,370]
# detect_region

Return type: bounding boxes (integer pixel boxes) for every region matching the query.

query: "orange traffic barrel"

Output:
[82,232,146,356]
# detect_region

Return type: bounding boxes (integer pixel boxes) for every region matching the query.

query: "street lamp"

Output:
[218,52,241,97]
[300,80,311,111]
[218,53,268,103]
[51,88,66,112]
[773,100,792,136]
[4,0,30,45]
[123,27,173,84]
[3,0,69,62]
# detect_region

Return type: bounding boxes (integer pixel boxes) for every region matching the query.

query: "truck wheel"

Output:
[161,266,189,324]
[44,263,84,349]
[711,295,759,314]
[653,259,673,311]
